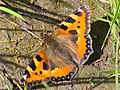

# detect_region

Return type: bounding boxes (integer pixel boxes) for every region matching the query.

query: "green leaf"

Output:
[0,6,25,21]
[102,70,120,74]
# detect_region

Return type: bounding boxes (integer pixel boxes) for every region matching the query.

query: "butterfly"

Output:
[21,6,93,85]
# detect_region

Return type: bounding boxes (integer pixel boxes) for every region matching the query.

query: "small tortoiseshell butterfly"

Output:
[21,6,93,85]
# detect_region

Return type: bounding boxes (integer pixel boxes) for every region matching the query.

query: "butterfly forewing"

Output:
[56,6,93,64]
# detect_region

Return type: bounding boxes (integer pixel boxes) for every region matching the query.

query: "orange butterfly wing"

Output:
[56,6,93,64]
[21,51,50,83]
[21,51,78,84]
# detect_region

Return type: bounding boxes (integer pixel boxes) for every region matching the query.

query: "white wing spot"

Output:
[77,8,83,12]
[22,75,27,80]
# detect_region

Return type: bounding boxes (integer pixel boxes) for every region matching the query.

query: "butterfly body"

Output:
[21,6,93,85]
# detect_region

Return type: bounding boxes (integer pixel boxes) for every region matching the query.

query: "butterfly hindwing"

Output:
[50,64,78,83]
